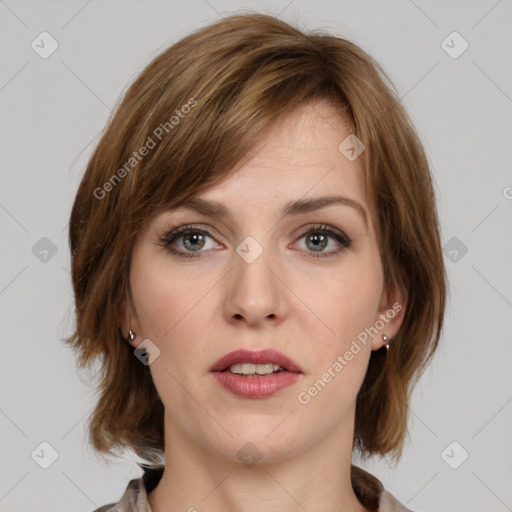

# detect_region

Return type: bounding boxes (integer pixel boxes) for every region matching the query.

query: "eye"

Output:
[293,224,352,258]
[158,223,352,259]
[158,224,220,258]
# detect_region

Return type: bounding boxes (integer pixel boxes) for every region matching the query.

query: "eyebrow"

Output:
[173,195,368,229]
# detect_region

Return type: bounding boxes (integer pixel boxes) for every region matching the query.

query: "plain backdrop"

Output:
[0,1,511,511]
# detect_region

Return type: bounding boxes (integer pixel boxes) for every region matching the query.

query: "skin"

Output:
[121,100,406,512]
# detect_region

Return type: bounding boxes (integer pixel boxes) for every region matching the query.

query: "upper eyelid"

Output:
[159,223,352,262]
[163,223,223,241]
[162,223,350,246]
[163,222,347,236]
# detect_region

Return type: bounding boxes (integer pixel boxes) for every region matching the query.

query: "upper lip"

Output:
[210,349,303,373]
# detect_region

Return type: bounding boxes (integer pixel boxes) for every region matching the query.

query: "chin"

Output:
[205,423,308,466]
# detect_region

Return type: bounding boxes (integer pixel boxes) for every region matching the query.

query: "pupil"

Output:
[184,233,204,251]
[307,234,327,251]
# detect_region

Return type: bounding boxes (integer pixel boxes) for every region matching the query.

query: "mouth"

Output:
[209,349,303,399]
[222,362,287,377]
[209,348,303,376]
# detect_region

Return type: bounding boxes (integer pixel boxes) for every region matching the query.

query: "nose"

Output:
[223,239,288,328]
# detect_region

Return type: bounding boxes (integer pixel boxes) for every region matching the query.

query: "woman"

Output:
[65,13,446,512]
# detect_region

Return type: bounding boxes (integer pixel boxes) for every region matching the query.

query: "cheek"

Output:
[300,252,383,348]
[292,253,383,412]
[294,263,382,415]
[129,247,217,378]
[129,248,194,340]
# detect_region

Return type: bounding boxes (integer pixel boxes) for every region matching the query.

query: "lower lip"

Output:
[212,371,302,398]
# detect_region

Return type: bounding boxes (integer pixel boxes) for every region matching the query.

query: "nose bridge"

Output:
[225,233,284,324]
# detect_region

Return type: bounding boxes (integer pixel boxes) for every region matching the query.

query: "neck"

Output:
[148,409,370,512]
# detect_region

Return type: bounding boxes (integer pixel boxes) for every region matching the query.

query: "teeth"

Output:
[229,363,283,375]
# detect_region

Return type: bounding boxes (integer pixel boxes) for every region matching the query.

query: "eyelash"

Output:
[157,223,352,259]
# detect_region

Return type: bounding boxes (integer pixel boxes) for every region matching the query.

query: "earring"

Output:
[382,334,389,350]
[128,330,135,343]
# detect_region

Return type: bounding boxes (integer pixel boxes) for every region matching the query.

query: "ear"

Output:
[119,290,141,348]
[371,282,408,351]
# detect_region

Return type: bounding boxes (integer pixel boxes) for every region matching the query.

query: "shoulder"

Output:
[91,466,164,512]
[92,506,116,512]
[379,489,414,512]
[351,465,412,512]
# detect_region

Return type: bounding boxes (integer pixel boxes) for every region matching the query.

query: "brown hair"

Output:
[65,12,446,476]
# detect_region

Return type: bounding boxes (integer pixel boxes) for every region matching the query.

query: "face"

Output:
[122,100,405,465]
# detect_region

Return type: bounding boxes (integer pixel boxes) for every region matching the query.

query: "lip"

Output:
[209,349,303,399]
[212,371,301,398]
[209,349,303,373]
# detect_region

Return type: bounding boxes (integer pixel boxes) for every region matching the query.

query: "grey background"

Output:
[1,1,511,510]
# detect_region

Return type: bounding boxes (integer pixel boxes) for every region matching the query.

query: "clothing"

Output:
[92,465,412,512]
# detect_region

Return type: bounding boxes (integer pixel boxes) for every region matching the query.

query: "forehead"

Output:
[186,101,367,216]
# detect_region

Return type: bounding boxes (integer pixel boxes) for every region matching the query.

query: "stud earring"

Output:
[128,330,135,343]
[382,334,389,350]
